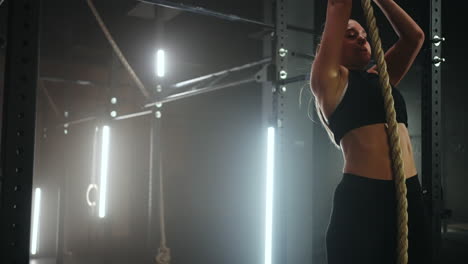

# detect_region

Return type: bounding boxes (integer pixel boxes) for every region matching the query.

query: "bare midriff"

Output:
[340,123,418,180]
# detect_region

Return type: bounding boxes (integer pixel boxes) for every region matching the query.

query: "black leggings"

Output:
[326,173,431,264]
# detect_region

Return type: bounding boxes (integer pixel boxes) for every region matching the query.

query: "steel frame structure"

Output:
[421,0,444,263]
[0,0,443,263]
[0,0,41,262]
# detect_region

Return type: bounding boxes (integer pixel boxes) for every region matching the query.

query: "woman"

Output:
[310,0,430,263]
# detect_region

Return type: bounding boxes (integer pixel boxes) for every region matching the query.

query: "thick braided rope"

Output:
[155,156,171,264]
[156,247,171,264]
[86,0,150,99]
[87,1,170,261]
[360,1,409,263]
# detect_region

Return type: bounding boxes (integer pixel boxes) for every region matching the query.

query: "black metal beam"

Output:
[278,74,308,86]
[138,0,274,28]
[145,78,256,107]
[0,0,40,262]
[172,58,271,89]
[141,59,270,108]
[421,0,443,262]
[59,73,258,123]
[138,0,317,37]
[271,0,287,264]
[114,110,152,121]
[40,76,100,87]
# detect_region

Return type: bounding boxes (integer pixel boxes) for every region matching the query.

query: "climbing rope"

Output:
[360,1,408,263]
[155,155,171,264]
[86,0,150,99]
[86,1,169,261]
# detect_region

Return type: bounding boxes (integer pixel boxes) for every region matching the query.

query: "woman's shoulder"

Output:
[315,65,351,120]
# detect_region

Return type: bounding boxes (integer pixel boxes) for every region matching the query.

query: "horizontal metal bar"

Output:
[146,78,256,107]
[59,116,97,128]
[40,76,137,89]
[172,58,271,88]
[114,110,153,120]
[41,76,101,87]
[50,77,256,124]
[278,74,309,85]
[55,111,154,127]
[138,0,273,28]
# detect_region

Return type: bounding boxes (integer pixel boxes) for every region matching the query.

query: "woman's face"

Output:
[340,20,372,70]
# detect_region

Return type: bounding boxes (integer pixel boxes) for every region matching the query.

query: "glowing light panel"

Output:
[265,127,275,264]
[99,126,110,218]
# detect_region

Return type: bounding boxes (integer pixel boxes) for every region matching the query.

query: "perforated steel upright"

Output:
[421,0,444,262]
[0,0,41,262]
[272,0,288,263]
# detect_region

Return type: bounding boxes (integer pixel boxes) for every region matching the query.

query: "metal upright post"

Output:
[275,0,288,262]
[422,0,444,262]
[272,1,288,263]
[261,0,288,263]
[0,0,41,262]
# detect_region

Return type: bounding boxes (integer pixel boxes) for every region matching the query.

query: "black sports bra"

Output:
[327,70,408,145]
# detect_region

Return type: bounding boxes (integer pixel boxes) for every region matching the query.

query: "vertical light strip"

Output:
[99,125,110,218]
[31,188,42,255]
[156,49,165,78]
[265,127,275,264]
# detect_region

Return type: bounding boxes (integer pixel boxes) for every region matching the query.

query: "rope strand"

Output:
[86,0,150,99]
[87,2,171,260]
[155,152,171,264]
[360,1,409,264]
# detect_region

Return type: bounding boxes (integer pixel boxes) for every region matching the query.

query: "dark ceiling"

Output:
[9,0,266,122]
[39,0,265,83]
